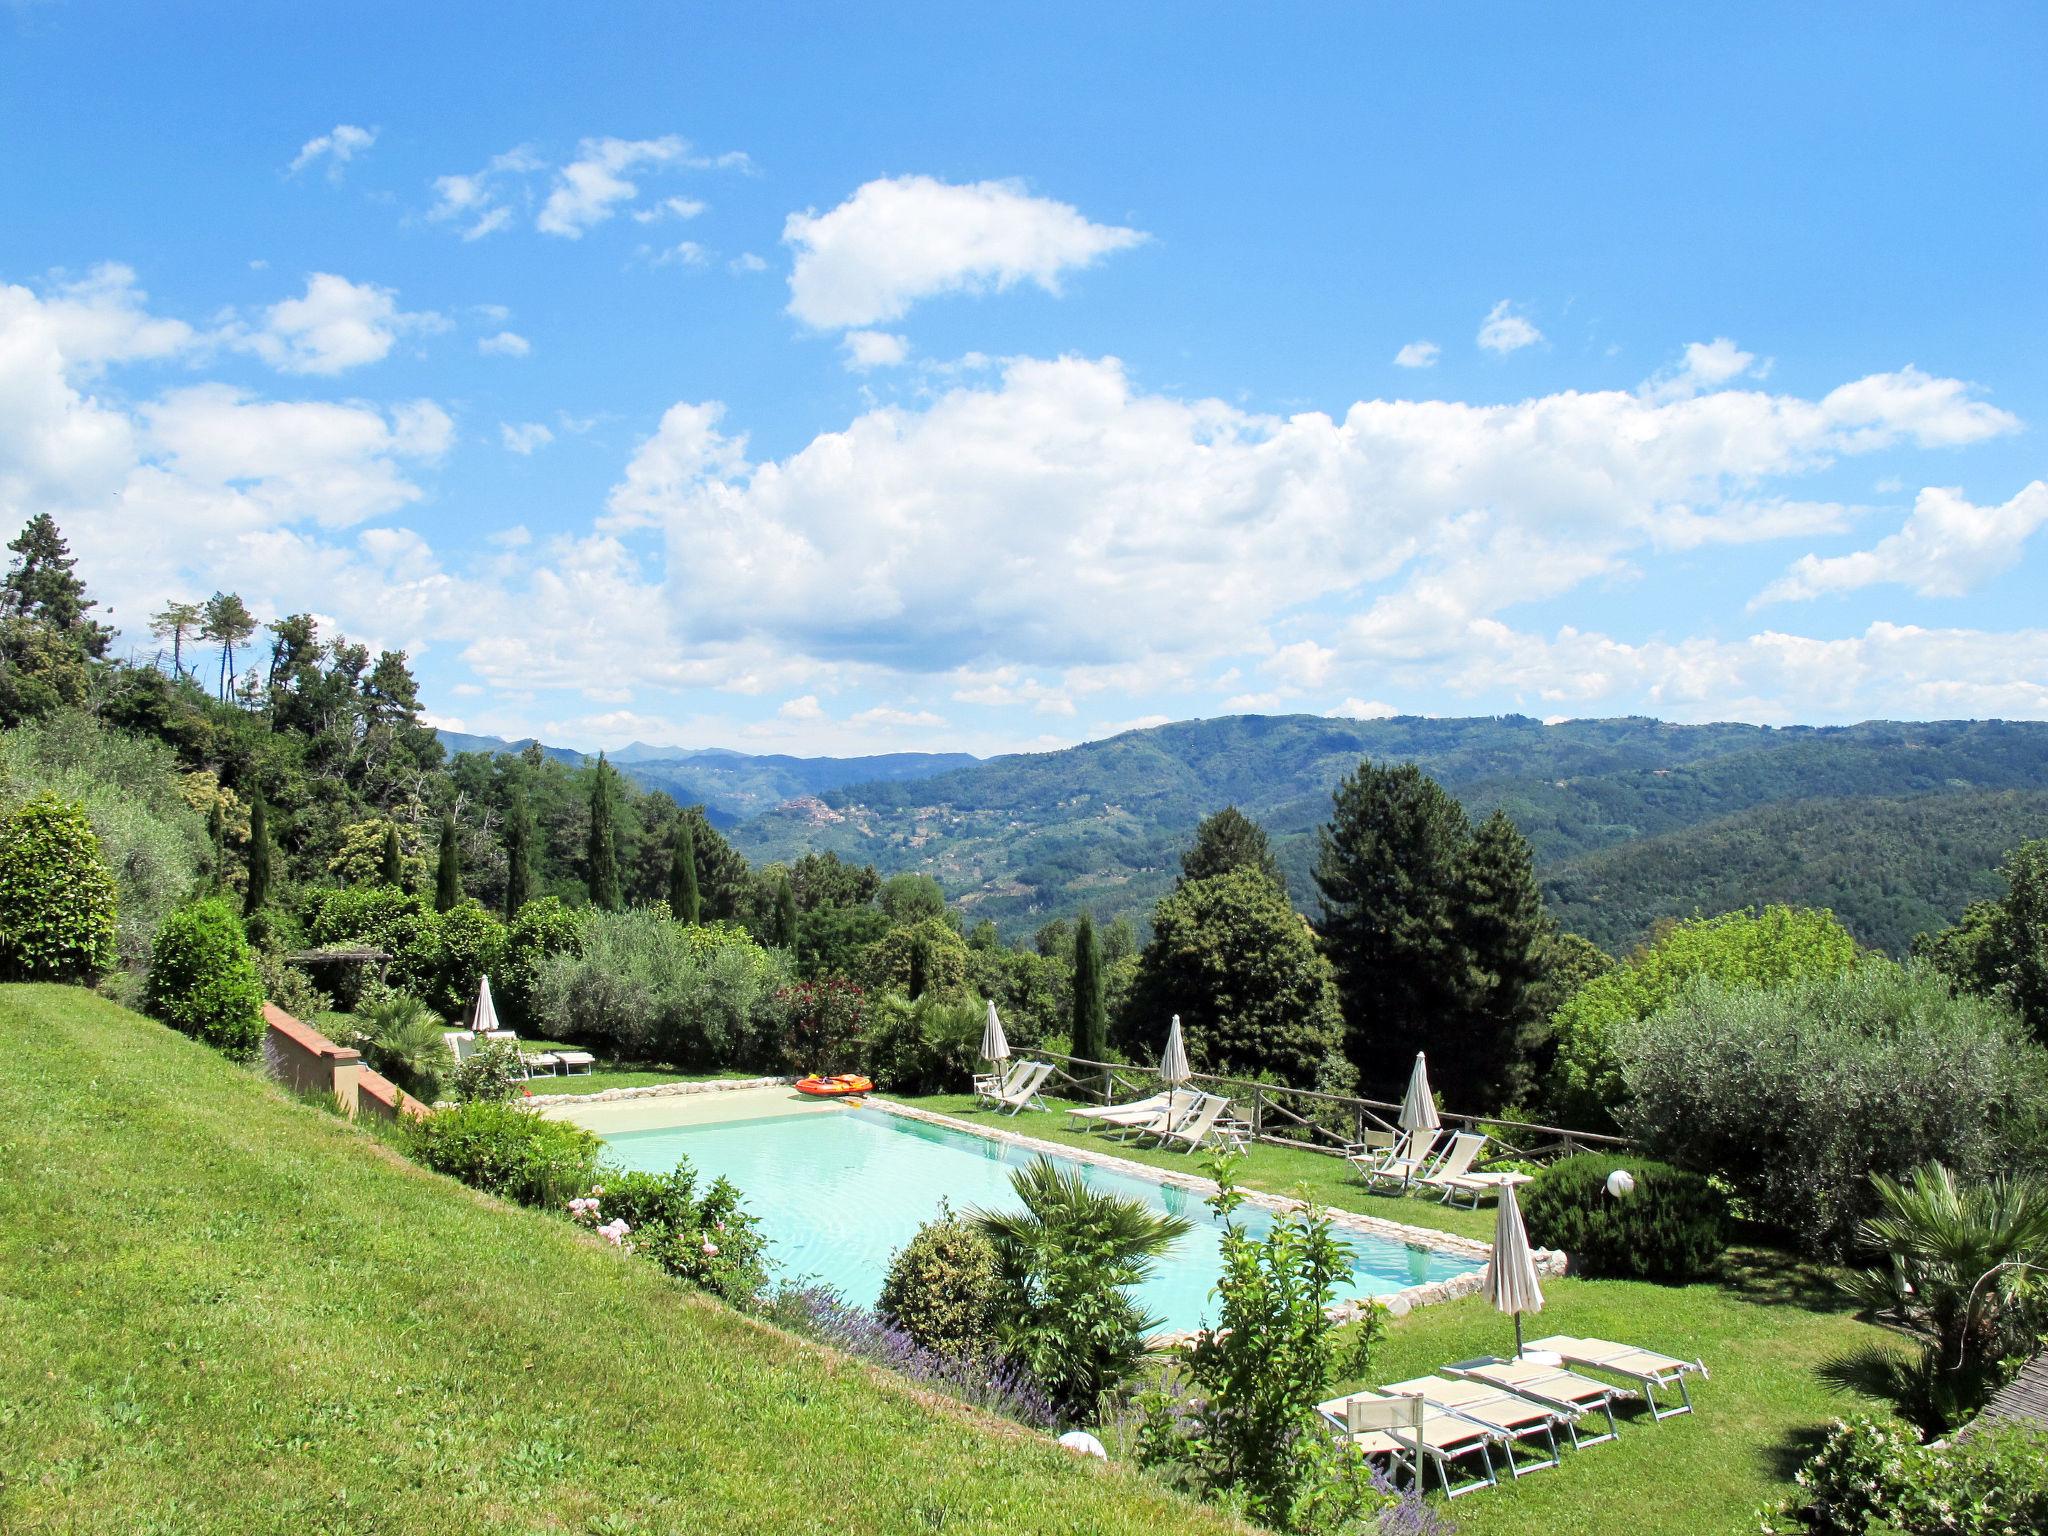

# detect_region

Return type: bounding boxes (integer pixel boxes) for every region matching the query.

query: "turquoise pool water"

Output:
[598,1105,1479,1333]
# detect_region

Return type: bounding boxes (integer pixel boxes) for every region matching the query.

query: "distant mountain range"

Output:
[441,716,2048,955]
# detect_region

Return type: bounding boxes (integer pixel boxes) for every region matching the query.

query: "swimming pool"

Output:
[596,1102,1480,1333]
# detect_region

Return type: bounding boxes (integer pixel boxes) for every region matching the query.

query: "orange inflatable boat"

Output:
[795,1073,874,1097]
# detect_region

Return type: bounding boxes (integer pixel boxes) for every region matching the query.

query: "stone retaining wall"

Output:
[261,1004,423,1122]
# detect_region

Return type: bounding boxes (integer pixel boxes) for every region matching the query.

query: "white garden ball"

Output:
[1606,1168,1637,1198]
[1057,1430,1108,1460]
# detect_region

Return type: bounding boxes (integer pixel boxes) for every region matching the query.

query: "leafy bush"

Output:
[1618,961,2048,1256]
[430,898,505,1018]
[1544,904,1861,1128]
[778,975,870,1076]
[354,990,454,1104]
[0,792,119,982]
[583,1160,769,1305]
[879,1203,1004,1361]
[253,946,331,1023]
[450,1038,524,1103]
[498,896,586,1027]
[405,1100,600,1208]
[857,916,971,998]
[143,898,264,1057]
[865,990,986,1094]
[303,883,441,1007]
[1520,1153,1728,1280]
[1759,1415,2048,1535]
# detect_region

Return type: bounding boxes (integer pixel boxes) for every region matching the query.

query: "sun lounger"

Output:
[975,1059,1032,1105]
[1522,1335,1708,1419]
[1348,1128,1445,1192]
[484,1028,559,1079]
[1380,1373,1568,1475]
[1316,1390,1501,1497]
[1433,1167,1535,1208]
[989,1060,1054,1115]
[1132,1092,1234,1155]
[553,1049,596,1075]
[1414,1131,1487,1202]
[1444,1356,1630,1447]
[1066,1092,1174,1131]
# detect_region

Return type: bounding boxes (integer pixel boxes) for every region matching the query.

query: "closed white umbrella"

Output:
[979,999,1010,1069]
[473,974,501,1035]
[1398,1052,1440,1133]
[1159,1014,1192,1118]
[1487,1180,1546,1358]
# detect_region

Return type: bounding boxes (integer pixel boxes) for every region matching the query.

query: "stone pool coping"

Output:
[860,1096,1567,1344]
[535,1074,793,1106]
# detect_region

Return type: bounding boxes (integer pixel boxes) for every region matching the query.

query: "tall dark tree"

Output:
[586,754,623,911]
[244,795,272,916]
[1181,805,1285,890]
[380,823,404,887]
[502,791,533,916]
[434,813,462,913]
[907,932,929,1000]
[773,872,799,948]
[207,800,226,890]
[2,514,113,657]
[1449,810,1551,1110]
[1071,912,1108,1061]
[1314,761,1471,1095]
[669,820,702,924]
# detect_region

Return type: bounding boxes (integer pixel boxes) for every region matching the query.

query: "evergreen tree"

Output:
[586,755,622,911]
[503,792,532,916]
[1314,761,1471,1094]
[1449,809,1550,1110]
[380,823,404,887]
[907,933,929,1000]
[1181,805,1285,890]
[774,871,798,948]
[149,599,203,677]
[207,800,226,890]
[1071,911,1108,1061]
[244,795,272,916]
[2,514,113,657]
[434,813,462,913]
[669,820,701,924]
[200,591,257,703]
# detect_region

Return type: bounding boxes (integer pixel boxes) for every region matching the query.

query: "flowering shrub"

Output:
[1759,1415,2048,1535]
[450,1038,524,1103]
[778,976,869,1075]
[588,1161,769,1305]
[766,1282,1055,1428]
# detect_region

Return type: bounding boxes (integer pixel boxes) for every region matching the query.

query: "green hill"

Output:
[726,714,2048,949]
[0,985,1242,1535]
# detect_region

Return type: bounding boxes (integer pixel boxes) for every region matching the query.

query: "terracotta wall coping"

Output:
[264,1003,361,1062]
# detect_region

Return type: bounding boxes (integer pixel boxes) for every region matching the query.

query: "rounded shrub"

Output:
[1521,1151,1728,1281]
[404,1100,601,1208]
[878,1203,1004,1361]
[0,792,118,983]
[143,897,266,1057]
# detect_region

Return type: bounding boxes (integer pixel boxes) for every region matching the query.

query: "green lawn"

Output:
[0,985,1249,1536]
[908,1092,1901,1536]
[311,1010,736,1097]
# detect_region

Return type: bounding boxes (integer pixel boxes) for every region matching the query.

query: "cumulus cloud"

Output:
[729,252,769,274]
[841,330,909,371]
[538,136,687,237]
[1393,340,1439,369]
[851,705,947,730]
[783,175,1146,329]
[478,330,530,357]
[1477,300,1541,354]
[1755,480,2048,605]
[289,124,376,178]
[1643,337,1766,401]
[633,196,706,223]
[500,421,553,455]
[232,273,443,375]
[649,240,710,268]
[428,146,545,239]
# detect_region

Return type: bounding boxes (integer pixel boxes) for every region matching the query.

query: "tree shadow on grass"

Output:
[1716,1240,1852,1315]
[1762,1419,1836,1484]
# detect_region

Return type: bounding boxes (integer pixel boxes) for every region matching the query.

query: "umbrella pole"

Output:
[1514,1314,1525,1360]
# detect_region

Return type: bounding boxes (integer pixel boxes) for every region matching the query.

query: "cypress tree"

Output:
[503,792,532,917]
[774,871,798,948]
[434,813,462,913]
[1314,761,1470,1096]
[669,820,701,924]
[1071,911,1108,1062]
[907,936,928,1001]
[207,800,226,890]
[380,823,404,887]
[1449,809,1551,1112]
[243,795,271,916]
[586,755,622,912]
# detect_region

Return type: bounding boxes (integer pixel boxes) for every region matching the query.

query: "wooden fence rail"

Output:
[1024,1047,1632,1162]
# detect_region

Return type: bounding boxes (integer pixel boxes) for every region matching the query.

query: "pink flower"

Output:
[598,1218,631,1246]
[700,1239,719,1256]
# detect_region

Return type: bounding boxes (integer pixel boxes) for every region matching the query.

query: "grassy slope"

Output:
[910,1094,1898,1536]
[0,986,1247,1536]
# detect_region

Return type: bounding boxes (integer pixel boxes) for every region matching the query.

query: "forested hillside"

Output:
[727,715,2048,950]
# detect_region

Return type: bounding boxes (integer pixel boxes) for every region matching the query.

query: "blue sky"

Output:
[3,2,2042,755]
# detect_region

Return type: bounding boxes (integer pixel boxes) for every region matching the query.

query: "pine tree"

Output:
[244,795,272,916]
[2,514,113,657]
[669,821,701,924]
[200,592,257,703]
[1449,810,1551,1111]
[503,792,532,916]
[774,872,798,948]
[380,823,404,888]
[1314,761,1471,1095]
[434,814,462,912]
[586,755,622,912]
[1181,805,1285,890]
[1071,911,1108,1061]
[149,599,203,677]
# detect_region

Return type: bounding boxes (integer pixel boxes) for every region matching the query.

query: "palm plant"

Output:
[971,1156,1191,1425]
[358,990,455,1104]
[1839,1161,2048,1426]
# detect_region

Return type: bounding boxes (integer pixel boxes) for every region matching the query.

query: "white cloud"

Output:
[783,175,1146,329]
[841,329,909,371]
[499,421,554,455]
[1642,337,1766,401]
[1331,699,1398,719]
[1755,480,2048,605]
[650,240,710,268]
[1477,300,1542,355]
[778,694,826,722]
[538,136,686,237]
[233,273,442,375]
[428,146,544,239]
[289,124,376,178]
[478,330,530,357]
[633,196,707,223]
[850,705,948,730]
[729,252,769,274]
[1393,340,1439,369]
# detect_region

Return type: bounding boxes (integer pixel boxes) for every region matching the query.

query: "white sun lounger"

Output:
[1066,1092,1174,1131]
[1444,1356,1630,1448]
[1348,1127,1445,1192]
[1379,1373,1568,1476]
[1522,1335,1708,1419]
[1130,1092,1235,1155]
[1413,1131,1488,1202]
[975,1059,1032,1105]
[989,1060,1055,1115]
[1317,1389,1501,1497]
